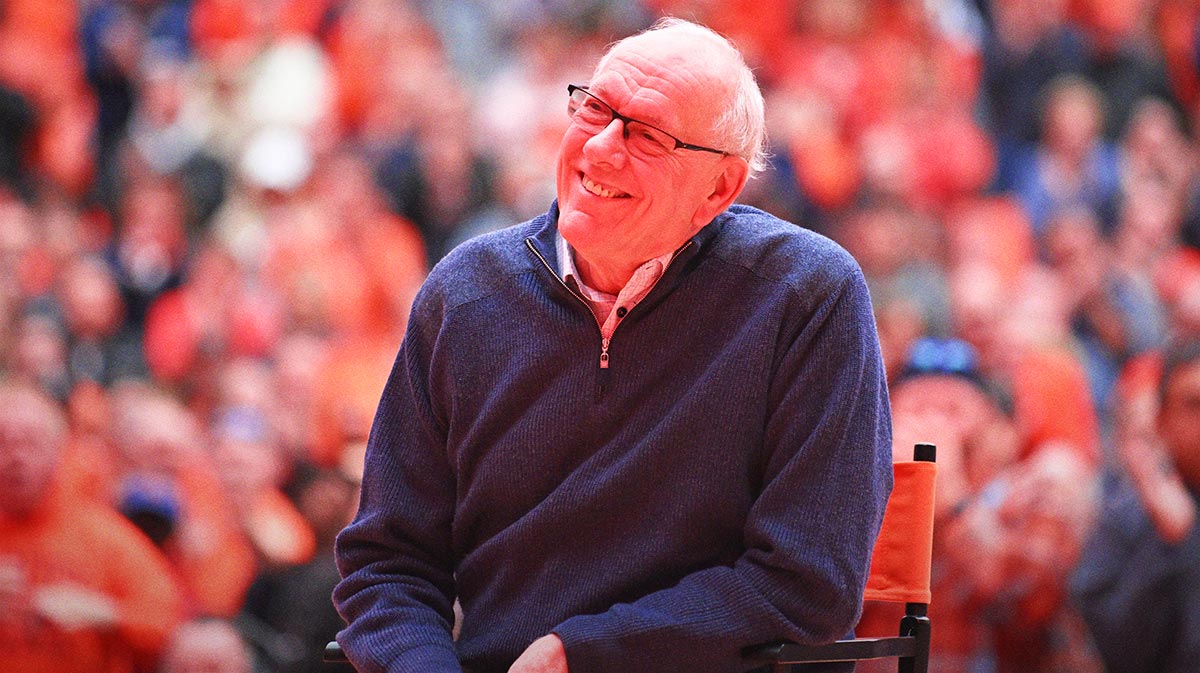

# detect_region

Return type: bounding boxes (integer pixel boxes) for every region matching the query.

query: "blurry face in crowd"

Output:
[1043,79,1102,160]
[555,27,749,285]
[59,257,125,338]
[891,374,1019,502]
[0,385,66,518]
[1159,359,1200,489]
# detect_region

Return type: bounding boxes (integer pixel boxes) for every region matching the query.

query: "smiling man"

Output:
[333,18,892,673]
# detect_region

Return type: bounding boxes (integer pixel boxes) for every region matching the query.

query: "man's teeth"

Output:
[582,175,622,198]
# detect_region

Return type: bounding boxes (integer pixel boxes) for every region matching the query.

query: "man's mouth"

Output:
[581,174,628,199]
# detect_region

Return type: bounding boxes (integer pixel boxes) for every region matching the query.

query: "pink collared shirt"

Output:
[557,233,674,368]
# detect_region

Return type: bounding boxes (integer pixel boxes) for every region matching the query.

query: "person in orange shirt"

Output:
[105,383,258,618]
[0,380,182,673]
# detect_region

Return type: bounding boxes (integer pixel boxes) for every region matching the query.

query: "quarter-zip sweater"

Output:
[333,203,894,673]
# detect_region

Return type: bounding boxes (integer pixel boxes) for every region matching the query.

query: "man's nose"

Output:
[582,119,628,169]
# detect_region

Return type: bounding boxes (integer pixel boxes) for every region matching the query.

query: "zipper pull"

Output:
[600,337,610,369]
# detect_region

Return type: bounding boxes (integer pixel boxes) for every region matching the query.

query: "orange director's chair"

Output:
[746,442,937,673]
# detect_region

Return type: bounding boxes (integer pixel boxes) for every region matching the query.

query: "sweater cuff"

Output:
[347,641,462,673]
[552,614,629,673]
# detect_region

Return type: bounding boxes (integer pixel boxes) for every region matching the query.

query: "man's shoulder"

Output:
[421,215,548,310]
[708,204,862,291]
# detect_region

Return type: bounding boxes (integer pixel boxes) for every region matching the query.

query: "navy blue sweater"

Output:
[333,203,893,673]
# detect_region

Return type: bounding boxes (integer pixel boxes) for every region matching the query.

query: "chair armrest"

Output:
[324,641,348,663]
[744,636,918,664]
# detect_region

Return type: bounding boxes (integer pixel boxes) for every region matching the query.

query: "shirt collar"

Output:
[556,231,678,298]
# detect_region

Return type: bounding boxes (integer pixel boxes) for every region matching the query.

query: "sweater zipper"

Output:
[526,239,607,368]
[526,238,692,370]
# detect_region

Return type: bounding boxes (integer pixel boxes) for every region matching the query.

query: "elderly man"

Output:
[0,381,182,673]
[333,18,892,673]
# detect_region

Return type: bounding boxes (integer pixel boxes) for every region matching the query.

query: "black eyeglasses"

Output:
[566,84,728,158]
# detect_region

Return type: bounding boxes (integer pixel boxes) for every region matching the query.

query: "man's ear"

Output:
[691,157,751,227]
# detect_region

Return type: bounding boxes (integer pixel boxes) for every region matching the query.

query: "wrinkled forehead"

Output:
[592,29,738,123]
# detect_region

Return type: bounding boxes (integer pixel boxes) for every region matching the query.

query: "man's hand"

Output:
[509,634,568,673]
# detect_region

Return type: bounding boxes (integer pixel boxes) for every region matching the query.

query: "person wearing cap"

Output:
[333,17,892,673]
[887,336,1102,673]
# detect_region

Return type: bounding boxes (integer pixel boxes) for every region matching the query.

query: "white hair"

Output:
[596,17,769,177]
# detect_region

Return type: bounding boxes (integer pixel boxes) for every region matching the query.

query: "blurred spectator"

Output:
[949,249,1102,462]
[107,175,191,336]
[373,73,499,263]
[80,0,192,210]
[240,464,358,673]
[1120,96,1193,201]
[58,254,146,385]
[1072,0,1178,139]
[101,383,258,618]
[269,331,327,462]
[0,0,95,200]
[1010,74,1122,235]
[9,310,71,401]
[211,401,316,569]
[943,195,1036,295]
[835,201,952,376]
[307,331,396,469]
[472,18,590,222]
[124,51,229,235]
[981,0,1089,190]
[0,380,182,673]
[877,337,1102,673]
[1042,207,1167,422]
[299,149,427,341]
[1071,339,1200,673]
[143,243,283,405]
[159,617,255,673]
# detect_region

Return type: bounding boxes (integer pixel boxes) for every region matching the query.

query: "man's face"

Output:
[555,34,739,274]
[1160,360,1200,489]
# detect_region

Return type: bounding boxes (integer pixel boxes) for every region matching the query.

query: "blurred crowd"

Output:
[2,0,1200,672]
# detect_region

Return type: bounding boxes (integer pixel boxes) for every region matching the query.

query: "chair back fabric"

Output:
[863,460,937,604]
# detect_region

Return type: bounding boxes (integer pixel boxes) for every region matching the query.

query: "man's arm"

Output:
[333,293,462,673]
[547,266,893,673]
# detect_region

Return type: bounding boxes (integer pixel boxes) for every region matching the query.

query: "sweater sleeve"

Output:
[332,289,462,673]
[552,265,894,673]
